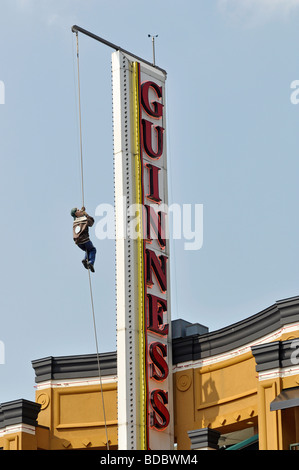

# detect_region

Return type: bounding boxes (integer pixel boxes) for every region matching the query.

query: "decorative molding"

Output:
[32,352,117,383]
[36,392,50,410]
[30,297,299,388]
[0,425,35,438]
[251,342,281,372]
[172,296,299,366]
[35,376,117,391]
[252,338,299,373]
[257,367,299,382]
[188,427,221,450]
[0,399,41,430]
[176,374,192,392]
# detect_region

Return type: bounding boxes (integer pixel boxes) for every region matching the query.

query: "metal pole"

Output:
[148,34,158,66]
[72,25,165,75]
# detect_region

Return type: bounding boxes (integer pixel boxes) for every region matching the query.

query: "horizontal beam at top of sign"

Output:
[71,25,167,76]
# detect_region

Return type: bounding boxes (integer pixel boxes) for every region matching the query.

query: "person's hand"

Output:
[76,209,85,217]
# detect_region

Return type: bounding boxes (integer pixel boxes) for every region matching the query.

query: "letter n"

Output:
[144,205,166,249]
[146,249,167,292]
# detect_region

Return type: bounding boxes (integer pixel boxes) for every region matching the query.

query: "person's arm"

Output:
[75,207,88,218]
[86,215,94,227]
[76,207,94,226]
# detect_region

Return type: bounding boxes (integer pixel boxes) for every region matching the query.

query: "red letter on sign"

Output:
[142,119,164,159]
[144,205,166,249]
[149,342,169,381]
[147,294,168,336]
[141,81,163,119]
[146,249,167,292]
[150,390,170,430]
[146,163,161,203]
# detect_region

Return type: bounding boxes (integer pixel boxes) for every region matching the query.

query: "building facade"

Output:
[0,295,299,450]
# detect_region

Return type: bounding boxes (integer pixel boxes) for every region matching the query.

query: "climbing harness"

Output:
[74,30,110,450]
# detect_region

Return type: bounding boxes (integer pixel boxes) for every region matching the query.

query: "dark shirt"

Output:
[73,214,94,245]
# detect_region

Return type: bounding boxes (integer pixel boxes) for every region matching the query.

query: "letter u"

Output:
[142,119,164,159]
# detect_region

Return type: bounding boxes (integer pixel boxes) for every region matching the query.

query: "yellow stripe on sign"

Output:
[132,61,147,450]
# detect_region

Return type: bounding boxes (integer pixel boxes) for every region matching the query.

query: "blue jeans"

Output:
[78,240,97,265]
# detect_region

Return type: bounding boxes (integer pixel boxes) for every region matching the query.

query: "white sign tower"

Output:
[112,50,173,450]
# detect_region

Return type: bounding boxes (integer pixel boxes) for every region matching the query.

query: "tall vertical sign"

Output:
[112,50,173,450]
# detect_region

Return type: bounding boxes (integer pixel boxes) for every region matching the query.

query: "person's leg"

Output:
[85,241,97,267]
[78,243,88,269]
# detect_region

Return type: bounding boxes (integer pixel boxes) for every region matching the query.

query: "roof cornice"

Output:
[0,399,41,429]
[31,296,299,377]
[32,352,117,384]
[172,296,299,364]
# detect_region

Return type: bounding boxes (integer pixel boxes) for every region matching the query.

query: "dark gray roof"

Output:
[172,295,299,364]
[32,352,117,383]
[0,399,41,429]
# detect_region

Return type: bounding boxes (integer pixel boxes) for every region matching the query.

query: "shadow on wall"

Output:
[199,375,220,428]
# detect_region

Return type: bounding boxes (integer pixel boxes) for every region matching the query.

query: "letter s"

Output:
[149,342,169,381]
[150,389,170,431]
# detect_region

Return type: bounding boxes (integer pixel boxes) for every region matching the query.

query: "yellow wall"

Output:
[174,352,258,449]
[174,329,299,450]
[0,430,40,450]
[35,382,118,450]
[0,433,20,450]
[257,373,299,450]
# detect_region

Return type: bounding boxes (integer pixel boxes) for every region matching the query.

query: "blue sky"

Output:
[0,0,299,403]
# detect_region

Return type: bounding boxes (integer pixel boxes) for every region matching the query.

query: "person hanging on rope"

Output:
[71,207,96,272]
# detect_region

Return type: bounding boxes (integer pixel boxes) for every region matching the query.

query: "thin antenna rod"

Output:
[148,34,158,66]
[71,25,166,75]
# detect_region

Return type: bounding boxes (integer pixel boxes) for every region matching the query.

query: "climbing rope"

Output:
[74,30,110,451]
[87,267,110,450]
[75,31,85,209]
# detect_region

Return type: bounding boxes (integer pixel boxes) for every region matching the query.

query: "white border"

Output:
[258,366,299,381]
[0,424,36,437]
[34,375,117,391]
